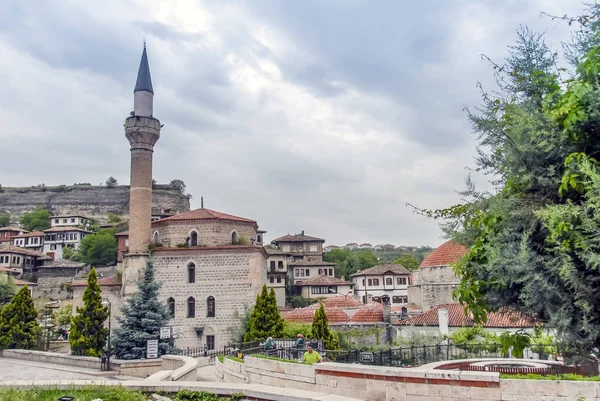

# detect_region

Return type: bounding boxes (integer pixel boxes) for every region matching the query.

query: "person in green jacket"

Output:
[303,345,322,365]
[264,337,275,350]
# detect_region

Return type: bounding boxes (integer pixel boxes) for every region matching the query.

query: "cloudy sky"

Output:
[0,0,586,246]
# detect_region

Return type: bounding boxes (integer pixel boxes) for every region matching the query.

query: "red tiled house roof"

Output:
[350,303,384,323]
[283,306,349,324]
[44,226,91,233]
[152,208,257,228]
[12,231,45,239]
[0,245,46,257]
[14,279,37,286]
[322,296,361,308]
[72,276,121,287]
[272,234,325,243]
[419,240,467,269]
[296,275,353,286]
[394,304,537,328]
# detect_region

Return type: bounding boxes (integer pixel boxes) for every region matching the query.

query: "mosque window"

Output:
[187,297,195,318]
[167,297,175,318]
[231,231,238,245]
[190,231,198,246]
[187,263,196,284]
[207,296,215,318]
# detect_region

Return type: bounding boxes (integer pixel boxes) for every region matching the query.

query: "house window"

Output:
[282,245,290,252]
[392,296,400,303]
[187,297,195,318]
[295,269,300,276]
[300,270,304,277]
[269,275,274,283]
[55,219,59,224]
[207,296,215,318]
[362,279,365,286]
[257,235,262,243]
[329,269,332,276]
[190,231,198,246]
[386,278,392,285]
[310,245,317,252]
[231,231,238,244]
[71,218,75,223]
[51,245,56,250]
[153,231,159,243]
[397,277,407,285]
[63,219,67,223]
[270,261,276,270]
[167,297,175,318]
[305,269,310,276]
[278,261,283,269]
[277,276,282,283]
[318,269,322,275]
[368,279,372,286]
[206,335,215,350]
[373,279,380,286]
[187,263,196,284]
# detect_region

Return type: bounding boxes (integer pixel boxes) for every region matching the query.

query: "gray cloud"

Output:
[0,0,585,247]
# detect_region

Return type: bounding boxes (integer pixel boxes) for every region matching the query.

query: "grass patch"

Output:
[500,373,600,381]
[0,386,145,401]
[226,356,244,363]
[217,355,224,363]
[249,354,305,364]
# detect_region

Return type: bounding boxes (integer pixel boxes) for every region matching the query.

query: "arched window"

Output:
[187,263,196,284]
[187,297,195,318]
[207,296,215,317]
[153,231,159,243]
[167,297,175,318]
[231,231,238,245]
[190,231,198,246]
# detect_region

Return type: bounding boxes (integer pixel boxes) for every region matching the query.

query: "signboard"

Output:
[147,339,159,359]
[172,326,184,339]
[360,352,374,363]
[160,326,171,339]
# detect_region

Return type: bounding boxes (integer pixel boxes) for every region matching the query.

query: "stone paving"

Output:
[0,358,116,381]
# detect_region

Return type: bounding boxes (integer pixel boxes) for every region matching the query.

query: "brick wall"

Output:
[154,247,267,349]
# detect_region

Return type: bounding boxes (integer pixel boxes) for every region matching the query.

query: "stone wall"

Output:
[153,220,257,248]
[217,356,597,401]
[0,184,190,222]
[34,272,78,300]
[154,247,267,349]
[408,266,459,310]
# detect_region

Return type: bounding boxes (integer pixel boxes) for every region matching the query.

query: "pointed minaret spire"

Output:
[133,43,154,116]
[201,196,204,209]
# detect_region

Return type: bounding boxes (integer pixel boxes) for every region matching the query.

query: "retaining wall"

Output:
[217,356,600,401]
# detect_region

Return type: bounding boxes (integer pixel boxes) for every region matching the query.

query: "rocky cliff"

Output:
[0,184,190,222]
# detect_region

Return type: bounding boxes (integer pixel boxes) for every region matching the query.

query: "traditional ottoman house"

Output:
[351,264,411,305]
[0,227,28,245]
[150,207,267,350]
[407,240,467,311]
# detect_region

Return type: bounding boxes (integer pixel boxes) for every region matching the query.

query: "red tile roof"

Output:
[350,303,384,323]
[272,234,325,243]
[322,296,361,308]
[283,305,349,324]
[296,275,353,287]
[419,240,467,268]
[152,208,256,226]
[350,264,410,277]
[14,279,37,286]
[0,245,45,257]
[394,304,538,328]
[12,231,45,239]
[0,267,20,275]
[44,226,91,233]
[115,231,129,236]
[0,227,28,233]
[72,276,121,287]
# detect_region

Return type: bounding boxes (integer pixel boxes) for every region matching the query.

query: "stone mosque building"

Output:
[74,45,267,350]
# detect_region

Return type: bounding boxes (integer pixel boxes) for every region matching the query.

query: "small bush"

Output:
[500,373,600,381]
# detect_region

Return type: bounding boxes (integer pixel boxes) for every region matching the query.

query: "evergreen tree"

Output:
[113,259,171,359]
[69,268,109,356]
[311,303,339,350]
[244,285,284,341]
[0,286,41,349]
[0,273,16,306]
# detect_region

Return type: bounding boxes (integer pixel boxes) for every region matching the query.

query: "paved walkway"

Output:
[0,358,126,381]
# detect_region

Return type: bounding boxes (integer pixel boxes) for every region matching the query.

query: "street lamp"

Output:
[101,298,112,370]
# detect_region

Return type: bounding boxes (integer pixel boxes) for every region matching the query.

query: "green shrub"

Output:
[500,373,600,381]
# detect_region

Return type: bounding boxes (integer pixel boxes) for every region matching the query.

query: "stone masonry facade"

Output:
[152,220,257,248]
[408,266,459,310]
[154,247,266,349]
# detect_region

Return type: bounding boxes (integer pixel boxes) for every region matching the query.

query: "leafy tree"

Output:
[20,208,51,231]
[107,214,122,223]
[226,305,253,344]
[324,248,351,265]
[244,285,284,342]
[74,229,117,265]
[62,246,74,260]
[169,179,186,195]
[325,249,378,279]
[0,286,41,349]
[0,274,16,307]
[105,177,118,187]
[311,303,339,350]
[53,302,73,339]
[392,254,420,271]
[417,15,600,352]
[114,259,172,359]
[69,268,108,356]
[282,322,313,339]
[0,212,9,228]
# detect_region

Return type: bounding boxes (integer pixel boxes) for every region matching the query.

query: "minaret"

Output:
[122,43,161,296]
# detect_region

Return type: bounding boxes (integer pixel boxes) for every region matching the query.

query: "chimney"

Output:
[438,308,449,337]
[301,230,304,236]
[381,295,391,323]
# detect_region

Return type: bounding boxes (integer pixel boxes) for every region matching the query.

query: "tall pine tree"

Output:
[0,286,41,349]
[312,303,339,350]
[113,259,171,359]
[244,285,284,342]
[69,267,109,356]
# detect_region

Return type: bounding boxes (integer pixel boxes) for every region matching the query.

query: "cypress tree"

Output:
[244,285,284,341]
[312,303,339,350]
[0,286,41,349]
[113,258,171,359]
[69,267,109,356]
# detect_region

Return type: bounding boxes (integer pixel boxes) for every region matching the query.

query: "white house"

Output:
[351,264,411,305]
[296,275,354,299]
[43,227,91,260]
[345,243,358,250]
[50,215,90,228]
[290,260,337,285]
[265,248,289,308]
[12,231,45,253]
[324,245,340,252]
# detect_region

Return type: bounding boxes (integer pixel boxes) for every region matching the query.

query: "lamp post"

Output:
[101,298,112,370]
